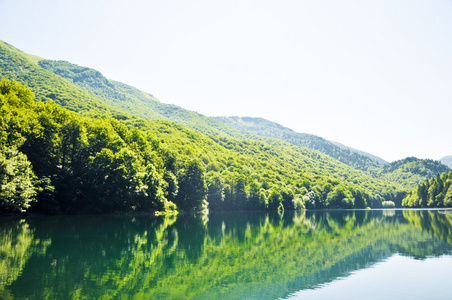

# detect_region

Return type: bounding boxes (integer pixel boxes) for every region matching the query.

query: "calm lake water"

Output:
[1,209,452,299]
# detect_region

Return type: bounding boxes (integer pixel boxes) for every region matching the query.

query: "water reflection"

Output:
[0,210,451,299]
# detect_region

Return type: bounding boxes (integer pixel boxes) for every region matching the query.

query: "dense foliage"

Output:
[402,171,452,207]
[0,79,180,214]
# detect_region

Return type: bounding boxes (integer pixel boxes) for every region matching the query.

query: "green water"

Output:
[1,209,452,299]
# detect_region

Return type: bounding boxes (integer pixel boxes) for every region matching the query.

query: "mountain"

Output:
[1,77,400,214]
[1,39,449,213]
[31,59,388,173]
[37,57,449,194]
[440,156,452,169]
[34,58,448,190]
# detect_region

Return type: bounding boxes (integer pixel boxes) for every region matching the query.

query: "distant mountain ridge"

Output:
[214,116,385,172]
[1,39,450,205]
[440,156,452,169]
[329,141,388,165]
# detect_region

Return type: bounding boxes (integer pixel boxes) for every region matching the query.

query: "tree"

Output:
[206,174,224,210]
[444,185,452,207]
[292,195,305,210]
[0,147,36,213]
[281,188,294,210]
[267,188,283,210]
[142,164,166,211]
[247,181,262,209]
[326,187,346,208]
[233,175,247,208]
[163,171,178,203]
[176,159,207,211]
[354,189,367,208]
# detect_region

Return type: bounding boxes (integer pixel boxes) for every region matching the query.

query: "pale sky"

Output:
[1,0,451,162]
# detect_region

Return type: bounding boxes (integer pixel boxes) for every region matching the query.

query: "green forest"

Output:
[403,171,452,208]
[0,40,450,214]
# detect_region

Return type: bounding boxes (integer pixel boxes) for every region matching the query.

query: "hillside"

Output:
[34,57,448,191]
[1,39,449,213]
[215,116,385,172]
[37,59,253,138]
[0,79,405,214]
[0,41,124,118]
[33,59,389,173]
[379,157,450,188]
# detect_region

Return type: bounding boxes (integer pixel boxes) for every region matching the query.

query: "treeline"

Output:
[1,79,398,214]
[402,171,452,208]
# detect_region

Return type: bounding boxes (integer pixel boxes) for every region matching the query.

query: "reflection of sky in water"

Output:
[286,254,452,300]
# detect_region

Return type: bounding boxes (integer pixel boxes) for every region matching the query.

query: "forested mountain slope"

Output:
[35,58,389,172]
[32,55,449,190]
[37,59,253,138]
[0,41,123,118]
[0,79,404,214]
[215,116,385,172]
[0,40,449,213]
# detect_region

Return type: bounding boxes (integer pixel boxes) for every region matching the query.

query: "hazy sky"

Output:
[1,0,451,162]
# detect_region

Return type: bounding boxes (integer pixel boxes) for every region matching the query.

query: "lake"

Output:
[1,209,452,299]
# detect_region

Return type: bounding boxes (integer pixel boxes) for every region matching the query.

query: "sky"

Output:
[0,0,451,162]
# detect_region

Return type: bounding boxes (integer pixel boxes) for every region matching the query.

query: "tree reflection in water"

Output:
[0,209,451,299]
